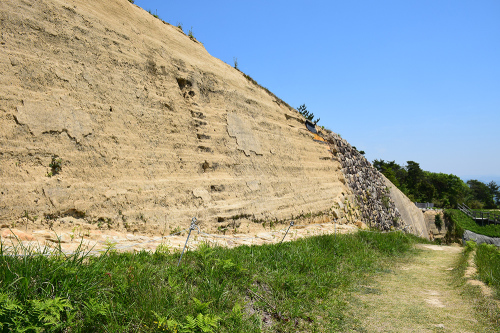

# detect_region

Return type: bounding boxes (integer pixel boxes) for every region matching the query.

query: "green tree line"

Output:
[373,160,500,209]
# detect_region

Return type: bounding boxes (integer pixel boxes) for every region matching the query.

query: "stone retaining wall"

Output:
[325,133,407,231]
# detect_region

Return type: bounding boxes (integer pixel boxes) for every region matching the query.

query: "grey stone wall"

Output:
[326,133,409,232]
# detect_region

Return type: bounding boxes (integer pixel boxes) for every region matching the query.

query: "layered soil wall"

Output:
[0,0,351,233]
[0,0,425,238]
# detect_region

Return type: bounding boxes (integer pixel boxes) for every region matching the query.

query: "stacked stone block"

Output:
[326,133,410,232]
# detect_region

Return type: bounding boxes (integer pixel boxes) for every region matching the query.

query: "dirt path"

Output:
[348,244,498,333]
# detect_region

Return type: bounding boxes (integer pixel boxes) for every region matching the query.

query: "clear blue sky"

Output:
[135,0,500,182]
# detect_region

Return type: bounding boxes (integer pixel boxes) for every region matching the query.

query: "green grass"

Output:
[451,243,500,327]
[444,209,500,239]
[0,231,423,332]
[475,243,500,297]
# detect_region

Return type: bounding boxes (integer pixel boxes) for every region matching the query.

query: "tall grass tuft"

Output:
[475,243,500,295]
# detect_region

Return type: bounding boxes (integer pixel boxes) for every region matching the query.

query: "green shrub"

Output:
[147,9,158,18]
[434,214,443,231]
[465,240,476,250]
[382,195,390,209]
[297,104,320,124]
[468,200,484,209]
[0,293,73,331]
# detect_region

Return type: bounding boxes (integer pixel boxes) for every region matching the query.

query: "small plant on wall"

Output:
[47,156,62,177]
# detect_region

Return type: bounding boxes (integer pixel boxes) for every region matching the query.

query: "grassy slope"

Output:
[0,232,422,332]
[444,209,500,239]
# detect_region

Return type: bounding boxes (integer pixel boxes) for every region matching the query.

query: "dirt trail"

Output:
[348,244,498,333]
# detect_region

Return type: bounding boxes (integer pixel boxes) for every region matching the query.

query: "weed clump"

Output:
[47,156,62,177]
[434,214,443,231]
[475,243,500,294]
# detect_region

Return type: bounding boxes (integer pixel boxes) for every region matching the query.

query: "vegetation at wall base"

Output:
[0,232,423,332]
[434,213,443,231]
[444,209,500,241]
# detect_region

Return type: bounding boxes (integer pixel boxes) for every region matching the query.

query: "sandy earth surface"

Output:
[348,244,499,332]
[0,220,359,255]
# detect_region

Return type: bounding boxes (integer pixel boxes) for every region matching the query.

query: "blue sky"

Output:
[135,0,500,182]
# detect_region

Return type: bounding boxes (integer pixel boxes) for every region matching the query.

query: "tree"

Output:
[417,178,436,203]
[467,180,496,209]
[405,161,424,192]
[297,104,319,124]
[487,181,500,207]
[373,159,401,187]
[372,159,472,208]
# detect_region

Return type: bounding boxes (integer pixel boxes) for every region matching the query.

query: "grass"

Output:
[0,231,422,332]
[453,242,500,327]
[444,209,500,240]
[147,9,159,19]
[475,243,500,297]
[347,242,499,331]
